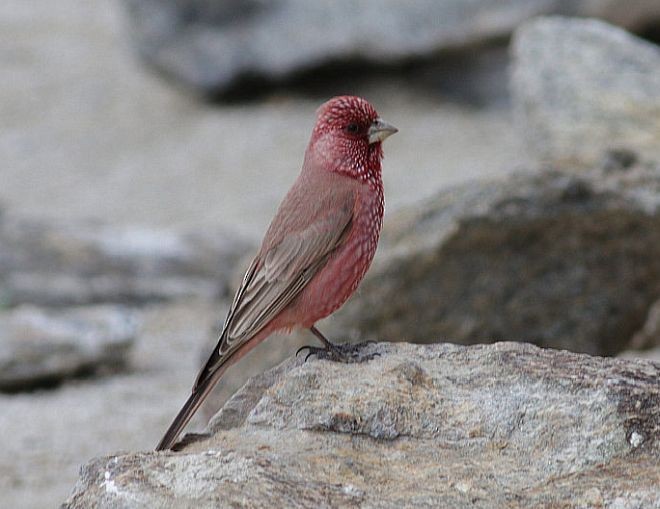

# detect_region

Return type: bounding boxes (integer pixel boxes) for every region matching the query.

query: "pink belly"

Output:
[276,228,376,330]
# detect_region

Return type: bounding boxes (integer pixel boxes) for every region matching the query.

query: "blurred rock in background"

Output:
[630,299,660,350]
[326,158,660,356]
[0,210,252,306]
[0,305,137,392]
[122,0,660,97]
[512,17,660,167]
[0,206,250,403]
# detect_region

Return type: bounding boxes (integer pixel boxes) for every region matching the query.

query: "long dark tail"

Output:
[155,363,226,451]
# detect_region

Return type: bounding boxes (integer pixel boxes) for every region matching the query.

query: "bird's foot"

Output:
[296,341,380,364]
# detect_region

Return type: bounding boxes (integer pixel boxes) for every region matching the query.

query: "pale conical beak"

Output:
[368,118,398,144]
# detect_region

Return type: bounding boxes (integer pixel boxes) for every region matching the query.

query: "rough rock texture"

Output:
[512,17,660,166]
[0,212,251,306]
[326,160,660,356]
[63,342,660,508]
[121,0,660,95]
[0,305,137,391]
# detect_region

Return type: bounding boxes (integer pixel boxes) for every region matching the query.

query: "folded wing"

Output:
[194,194,355,389]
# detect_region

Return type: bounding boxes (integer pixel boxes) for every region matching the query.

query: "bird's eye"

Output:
[346,123,359,133]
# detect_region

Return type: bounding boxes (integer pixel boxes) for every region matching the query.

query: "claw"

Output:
[296,345,328,362]
[296,345,311,357]
[296,341,379,364]
[300,328,380,364]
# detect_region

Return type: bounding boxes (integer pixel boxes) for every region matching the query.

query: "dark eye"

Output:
[346,123,359,133]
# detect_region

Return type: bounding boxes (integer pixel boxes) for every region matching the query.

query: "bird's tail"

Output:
[155,364,226,451]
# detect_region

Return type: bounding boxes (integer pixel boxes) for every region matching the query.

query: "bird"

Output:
[156,95,397,451]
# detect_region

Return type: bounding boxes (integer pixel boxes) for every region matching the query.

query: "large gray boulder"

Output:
[0,305,137,391]
[121,0,660,95]
[511,17,660,166]
[62,342,660,508]
[0,212,251,306]
[326,159,660,356]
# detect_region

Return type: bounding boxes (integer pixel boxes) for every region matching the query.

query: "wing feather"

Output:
[226,207,353,345]
[196,193,355,384]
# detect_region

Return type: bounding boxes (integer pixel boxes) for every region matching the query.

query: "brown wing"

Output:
[193,194,354,388]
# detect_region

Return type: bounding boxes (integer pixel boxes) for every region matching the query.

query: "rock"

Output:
[62,342,660,508]
[511,17,660,166]
[619,345,660,363]
[629,299,660,350]
[121,0,660,96]
[0,300,218,508]
[0,213,252,306]
[326,160,660,356]
[0,305,138,391]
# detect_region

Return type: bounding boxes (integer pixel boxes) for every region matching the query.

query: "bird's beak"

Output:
[368,118,398,144]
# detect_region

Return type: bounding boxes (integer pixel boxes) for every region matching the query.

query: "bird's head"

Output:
[308,96,397,183]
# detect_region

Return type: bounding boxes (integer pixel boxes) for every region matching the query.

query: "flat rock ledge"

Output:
[63,342,659,508]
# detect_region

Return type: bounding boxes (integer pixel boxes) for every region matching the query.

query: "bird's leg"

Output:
[296,326,379,363]
[296,326,340,359]
[310,325,341,350]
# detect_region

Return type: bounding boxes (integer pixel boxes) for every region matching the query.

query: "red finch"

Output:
[156,96,397,451]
